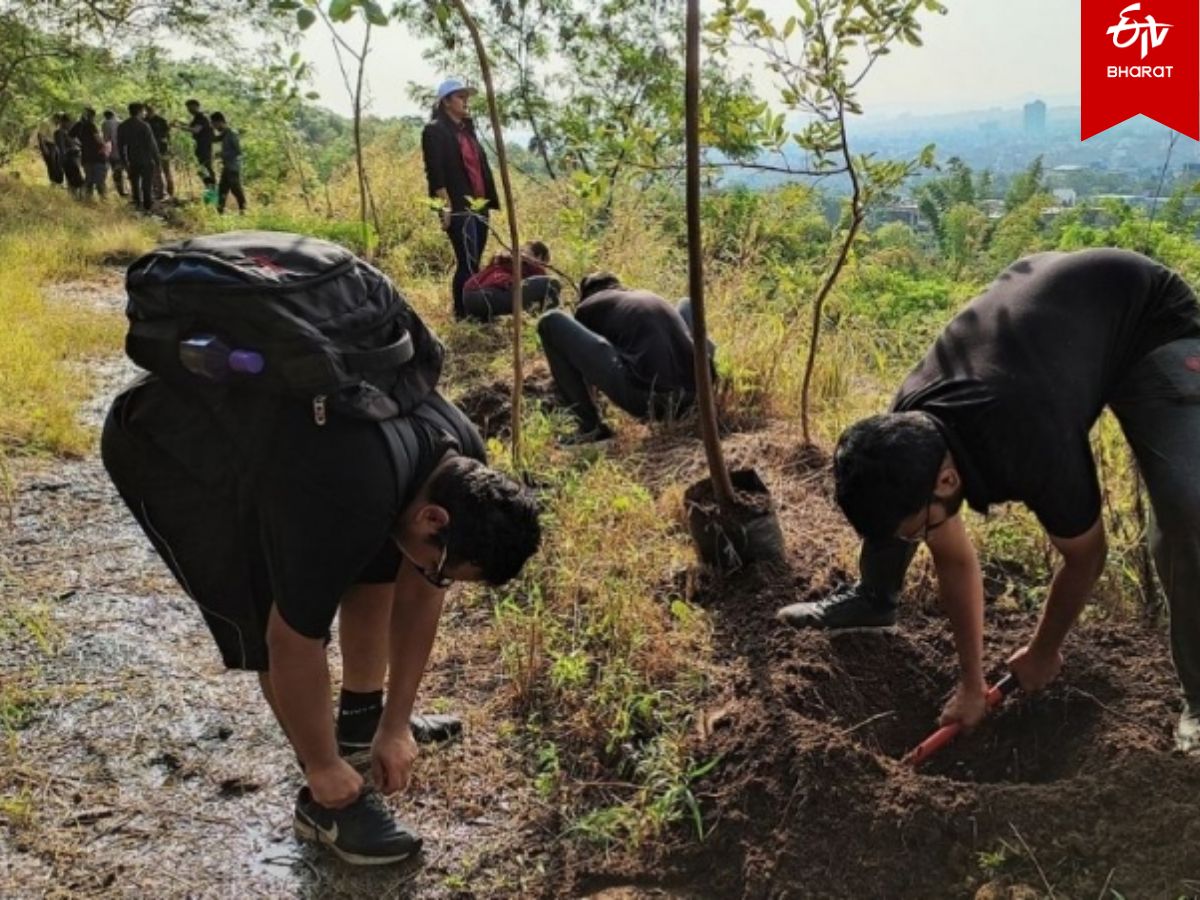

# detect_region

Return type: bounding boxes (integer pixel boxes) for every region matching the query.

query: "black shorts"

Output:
[101,378,404,672]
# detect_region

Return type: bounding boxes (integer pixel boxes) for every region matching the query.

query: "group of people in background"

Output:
[37,99,246,215]
[421,77,713,445]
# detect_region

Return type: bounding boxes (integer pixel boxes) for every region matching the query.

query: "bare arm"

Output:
[370,560,447,794]
[380,563,446,731]
[1009,518,1106,691]
[266,606,362,806]
[927,514,987,704]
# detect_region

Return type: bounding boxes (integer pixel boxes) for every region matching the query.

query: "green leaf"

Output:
[296,7,316,28]
[305,90,321,100]
[782,15,796,38]
[364,0,389,25]
[684,789,705,839]
[328,0,353,22]
[289,51,301,67]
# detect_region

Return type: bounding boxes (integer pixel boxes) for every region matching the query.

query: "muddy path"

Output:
[0,273,558,899]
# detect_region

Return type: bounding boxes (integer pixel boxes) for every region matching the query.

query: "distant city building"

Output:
[1052,188,1077,207]
[979,199,1007,220]
[1024,100,1047,134]
[1183,162,1200,176]
[875,201,921,228]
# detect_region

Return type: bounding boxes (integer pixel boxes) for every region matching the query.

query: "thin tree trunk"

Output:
[514,12,555,180]
[799,99,862,446]
[450,0,525,466]
[685,0,734,505]
[1133,470,1160,617]
[283,137,314,213]
[353,23,372,256]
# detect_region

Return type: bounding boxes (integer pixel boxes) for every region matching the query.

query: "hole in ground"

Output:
[923,690,1103,783]
[782,632,1108,785]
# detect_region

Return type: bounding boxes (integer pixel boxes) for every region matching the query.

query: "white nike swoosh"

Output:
[316,821,339,844]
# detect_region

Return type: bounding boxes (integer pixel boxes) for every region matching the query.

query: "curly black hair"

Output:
[833,411,946,541]
[426,457,541,585]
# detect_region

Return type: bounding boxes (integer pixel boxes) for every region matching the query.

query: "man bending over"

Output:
[103,381,541,864]
[780,249,1200,754]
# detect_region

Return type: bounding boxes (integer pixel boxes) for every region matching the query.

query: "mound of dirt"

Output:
[454,364,560,439]
[570,442,1200,899]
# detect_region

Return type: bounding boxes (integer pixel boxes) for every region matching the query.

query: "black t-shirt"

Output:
[147,115,170,153]
[117,118,159,167]
[893,249,1200,538]
[256,394,485,640]
[190,111,214,155]
[575,288,699,392]
[69,119,105,163]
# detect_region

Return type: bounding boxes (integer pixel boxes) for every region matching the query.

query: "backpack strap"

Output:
[342,331,414,372]
[378,417,420,513]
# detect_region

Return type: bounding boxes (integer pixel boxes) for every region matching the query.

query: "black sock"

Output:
[337,689,383,745]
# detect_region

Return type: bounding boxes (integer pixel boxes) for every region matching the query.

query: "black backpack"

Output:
[123,230,444,425]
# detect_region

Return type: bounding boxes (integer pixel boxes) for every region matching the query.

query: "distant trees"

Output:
[1004,154,1044,211]
[0,0,297,165]
[395,0,766,192]
[708,0,943,443]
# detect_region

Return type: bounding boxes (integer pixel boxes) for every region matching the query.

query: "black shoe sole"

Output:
[293,817,420,866]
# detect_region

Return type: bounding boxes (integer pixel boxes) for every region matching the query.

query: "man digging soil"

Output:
[779,249,1200,756]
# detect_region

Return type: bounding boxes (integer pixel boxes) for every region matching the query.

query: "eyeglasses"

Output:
[398,542,453,589]
[898,497,948,545]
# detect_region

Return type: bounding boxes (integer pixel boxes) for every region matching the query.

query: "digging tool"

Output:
[902,674,1019,767]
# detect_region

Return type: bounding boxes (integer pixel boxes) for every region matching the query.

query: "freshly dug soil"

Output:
[453,365,559,439]
[572,438,1200,899]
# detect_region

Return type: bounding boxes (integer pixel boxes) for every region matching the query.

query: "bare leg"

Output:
[258,670,299,752]
[338,583,392,691]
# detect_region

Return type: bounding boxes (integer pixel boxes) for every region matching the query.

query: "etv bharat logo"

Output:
[1082,0,1198,140]
[1107,3,1172,59]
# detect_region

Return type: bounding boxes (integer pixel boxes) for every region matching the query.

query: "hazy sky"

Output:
[295,0,1082,120]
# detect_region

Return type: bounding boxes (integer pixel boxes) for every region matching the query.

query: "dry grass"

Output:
[0,177,157,460]
[1,137,1166,885]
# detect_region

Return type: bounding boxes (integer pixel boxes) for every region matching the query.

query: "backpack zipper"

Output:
[141,250,358,293]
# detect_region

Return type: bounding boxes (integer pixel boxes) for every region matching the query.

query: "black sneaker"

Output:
[409,713,463,745]
[559,422,615,446]
[293,787,422,866]
[776,583,898,632]
[338,714,465,771]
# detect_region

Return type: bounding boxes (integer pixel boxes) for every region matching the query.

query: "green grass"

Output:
[1,144,1176,854]
[475,407,716,847]
[0,177,158,459]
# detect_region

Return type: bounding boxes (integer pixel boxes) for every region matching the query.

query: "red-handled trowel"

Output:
[902,674,1020,767]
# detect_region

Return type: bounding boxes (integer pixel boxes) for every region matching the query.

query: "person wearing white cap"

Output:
[421,77,500,319]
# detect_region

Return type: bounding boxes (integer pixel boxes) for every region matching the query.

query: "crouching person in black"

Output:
[536,272,715,444]
[102,382,541,865]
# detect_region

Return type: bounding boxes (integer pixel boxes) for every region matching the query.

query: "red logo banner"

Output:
[1082,0,1199,140]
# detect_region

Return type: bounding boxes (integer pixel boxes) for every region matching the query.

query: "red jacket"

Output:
[465,254,546,293]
